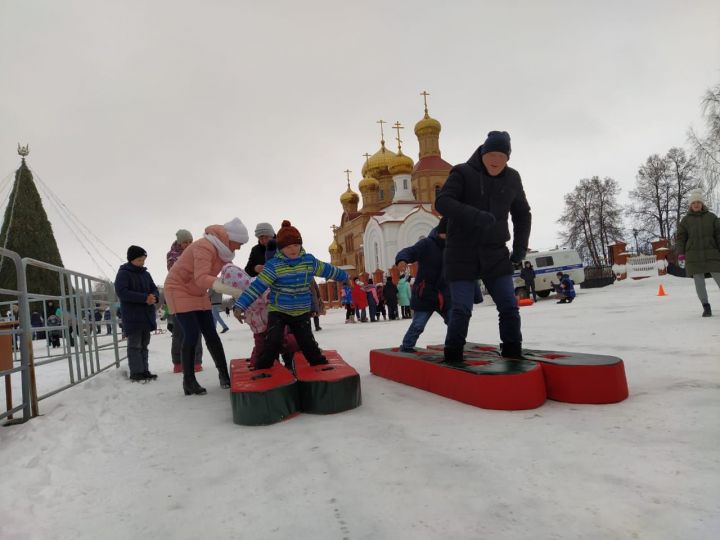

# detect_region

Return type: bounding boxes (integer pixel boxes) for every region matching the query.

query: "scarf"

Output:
[204,233,235,263]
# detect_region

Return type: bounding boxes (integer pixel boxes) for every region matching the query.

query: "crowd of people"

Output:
[111,129,718,395]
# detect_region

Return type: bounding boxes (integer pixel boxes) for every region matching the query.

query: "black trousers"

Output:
[257,311,324,369]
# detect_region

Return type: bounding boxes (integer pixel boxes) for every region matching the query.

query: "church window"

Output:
[403,178,408,190]
[374,242,380,271]
[379,189,384,201]
[345,235,354,252]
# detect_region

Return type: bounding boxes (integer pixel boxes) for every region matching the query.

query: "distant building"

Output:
[329,97,452,277]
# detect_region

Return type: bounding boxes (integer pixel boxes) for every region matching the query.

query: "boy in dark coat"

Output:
[395,218,450,352]
[435,131,531,362]
[520,261,537,301]
[115,245,160,381]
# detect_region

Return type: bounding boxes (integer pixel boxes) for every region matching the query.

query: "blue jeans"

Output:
[211,305,229,331]
[445,274,521,349]
[401,310,448,351]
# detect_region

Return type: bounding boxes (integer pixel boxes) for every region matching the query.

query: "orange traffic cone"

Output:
[657,284,667,296]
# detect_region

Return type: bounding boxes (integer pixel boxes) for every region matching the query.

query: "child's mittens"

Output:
[212,279,242,298]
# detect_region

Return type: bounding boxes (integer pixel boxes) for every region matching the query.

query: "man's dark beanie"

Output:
[480,131,512,158]
[127,245,147,261]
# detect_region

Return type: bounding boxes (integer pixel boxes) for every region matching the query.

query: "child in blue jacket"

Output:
[233,220,348,369]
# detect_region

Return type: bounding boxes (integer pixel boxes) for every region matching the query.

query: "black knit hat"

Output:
[480,131,511,158]
[127,245,147,261]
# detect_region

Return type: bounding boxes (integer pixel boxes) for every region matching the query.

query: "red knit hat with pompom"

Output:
[276,220,303,249]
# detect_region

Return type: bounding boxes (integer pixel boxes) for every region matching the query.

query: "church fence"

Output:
[0,249,126,425]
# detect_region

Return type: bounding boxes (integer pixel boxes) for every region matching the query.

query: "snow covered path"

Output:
[1,275,719,539]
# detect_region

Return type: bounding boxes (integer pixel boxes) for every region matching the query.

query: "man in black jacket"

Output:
[435,131,531,362]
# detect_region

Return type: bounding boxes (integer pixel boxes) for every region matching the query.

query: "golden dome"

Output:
[329,237,342,254]
[359,174,380,192]
[340,186,359,205]
[414,113,441,135]
[388,149,414,176]
[362,143,395,177]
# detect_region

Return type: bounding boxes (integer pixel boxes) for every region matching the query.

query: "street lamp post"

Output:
[632,229,639,254]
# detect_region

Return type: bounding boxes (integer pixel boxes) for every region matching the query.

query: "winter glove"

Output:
[233,308,245,324]
[509,249,526,265]
[212,279,242,298]
[473,210,496,230]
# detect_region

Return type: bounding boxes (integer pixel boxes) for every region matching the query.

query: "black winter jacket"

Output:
[114,263,159,333]
[395,227,450,313]
[244,242,267,277]
[435,147,531,281]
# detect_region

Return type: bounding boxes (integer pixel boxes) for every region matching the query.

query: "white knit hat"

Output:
[688,189,705,206]
[223,218,249,244]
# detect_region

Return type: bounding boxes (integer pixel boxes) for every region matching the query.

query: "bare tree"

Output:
[665,147,698,245]
[628,149,700,249]
[558,176,624,265]
[688,82,720,211]
[628,154,673,245]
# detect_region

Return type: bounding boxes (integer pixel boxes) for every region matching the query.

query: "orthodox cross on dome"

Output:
[420,90,430,117]
[331,224,339,236]
[393,121,404,152]
[344,169,352,189]
[376,119,386,149]
[363,152,371,167]
[17,143,29,158]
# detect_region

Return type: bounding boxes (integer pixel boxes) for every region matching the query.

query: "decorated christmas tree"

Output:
[0,146,64,300]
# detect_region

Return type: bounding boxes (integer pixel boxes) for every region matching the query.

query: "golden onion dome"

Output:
[340,186,359,205]
[359,174,380,192]
[329,237,342,254]
[362,143,395,177]
[414,113,441,135]
[388,149,414,176]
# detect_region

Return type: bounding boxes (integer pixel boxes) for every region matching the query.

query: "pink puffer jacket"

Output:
[164,225,231,314]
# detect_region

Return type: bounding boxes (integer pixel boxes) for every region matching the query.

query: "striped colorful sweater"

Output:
[234,249,348,316]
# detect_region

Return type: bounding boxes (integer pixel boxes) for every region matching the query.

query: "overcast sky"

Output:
[1,0,719,282]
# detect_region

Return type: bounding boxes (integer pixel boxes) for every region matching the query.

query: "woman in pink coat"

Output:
[164,218,248,395]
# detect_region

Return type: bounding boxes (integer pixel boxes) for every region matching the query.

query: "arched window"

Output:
[403,178,408,190]
[374,242,380,270]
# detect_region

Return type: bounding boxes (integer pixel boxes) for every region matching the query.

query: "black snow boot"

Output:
[443,346,464,364]
[143,371,158,380]
[556,298,568,304]
[183,378,207,395]
[702,303,712,317]
[500,342,523,359]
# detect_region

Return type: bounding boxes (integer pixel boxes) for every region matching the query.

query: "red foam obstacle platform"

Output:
[428,343,629,405]
[230,359,299,426]
[293,350,362,414]
[369,348,546,410]
[517,298,534,307]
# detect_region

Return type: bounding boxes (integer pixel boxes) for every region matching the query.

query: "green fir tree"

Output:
[0,158,64,300]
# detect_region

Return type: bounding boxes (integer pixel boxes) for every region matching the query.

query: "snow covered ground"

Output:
[1,274,719,540]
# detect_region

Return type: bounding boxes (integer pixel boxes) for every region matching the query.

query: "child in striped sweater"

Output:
[233,220,348,369]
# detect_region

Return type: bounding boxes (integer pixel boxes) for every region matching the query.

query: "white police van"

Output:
[512,248,584,298]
